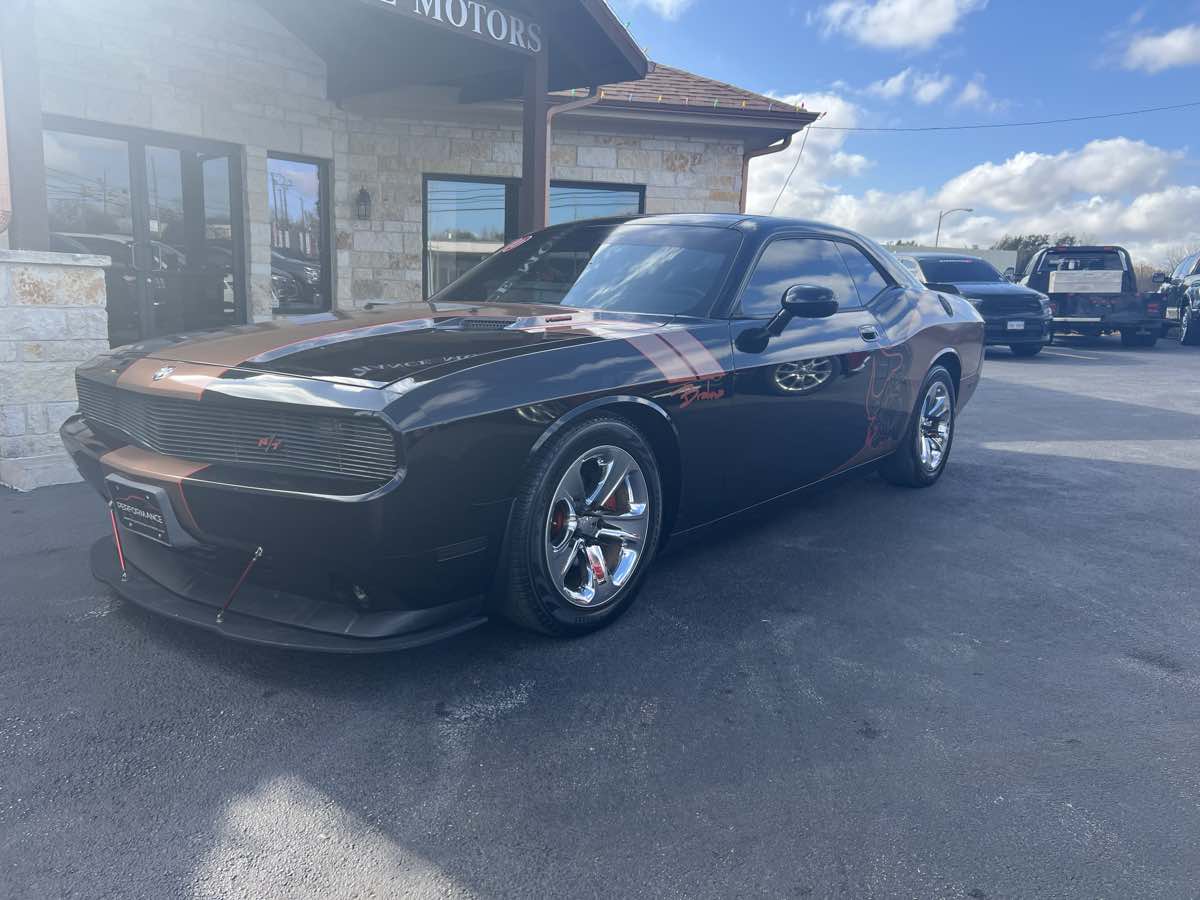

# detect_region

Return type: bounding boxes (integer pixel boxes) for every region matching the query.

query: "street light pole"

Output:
[935,207,973,248]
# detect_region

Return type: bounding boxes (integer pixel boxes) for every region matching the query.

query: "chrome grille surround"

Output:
[75,376,399,483]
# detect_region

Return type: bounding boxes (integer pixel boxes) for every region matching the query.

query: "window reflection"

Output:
[425,178,510,297]
[268,156,328,313]
[740,239,859,318]
[549,184,642,225]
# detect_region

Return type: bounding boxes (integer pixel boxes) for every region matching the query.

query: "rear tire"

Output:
[500,416,663,637]
[1181,307,1200,346]
[1009,343,1043,357]
[881,366,956,489]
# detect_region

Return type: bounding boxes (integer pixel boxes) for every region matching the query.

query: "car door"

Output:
[727,235,893,504]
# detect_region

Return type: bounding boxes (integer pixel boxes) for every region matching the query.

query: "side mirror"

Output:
[765,284,838,336]
[1152,272,1169,285]
[782,284,838,318]
[1003,267,1016,281]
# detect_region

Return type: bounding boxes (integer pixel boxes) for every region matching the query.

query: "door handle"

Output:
[859,325,879,342]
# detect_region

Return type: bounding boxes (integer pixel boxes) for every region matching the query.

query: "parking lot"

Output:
[2,336,1199,899]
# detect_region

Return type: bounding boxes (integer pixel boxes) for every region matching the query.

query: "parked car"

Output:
[896,251,1052,357]
[1157,250,1200,346]
[1017,244,1163,348]
[62,214,984,652]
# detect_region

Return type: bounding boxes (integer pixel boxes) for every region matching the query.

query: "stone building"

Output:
[0,0,816,488]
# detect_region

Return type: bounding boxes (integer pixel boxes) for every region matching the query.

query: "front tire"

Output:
[500,416,663,637]
[881,366,956,488]
[1009,343,1043,357]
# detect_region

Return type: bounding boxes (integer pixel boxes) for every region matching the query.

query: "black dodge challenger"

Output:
[63,214,984,651]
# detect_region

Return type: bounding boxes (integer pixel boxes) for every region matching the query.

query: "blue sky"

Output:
[608,0,1200,264]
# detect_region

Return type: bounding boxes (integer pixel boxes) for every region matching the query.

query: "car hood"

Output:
[948,281,1044,301]
[107,302,677,388]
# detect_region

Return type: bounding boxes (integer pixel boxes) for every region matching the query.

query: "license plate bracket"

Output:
[105,475,195,548]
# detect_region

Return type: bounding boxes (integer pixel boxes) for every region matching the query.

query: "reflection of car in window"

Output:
[270,249,324,309]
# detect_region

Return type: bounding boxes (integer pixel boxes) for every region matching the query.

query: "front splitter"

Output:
[90,537,489,653]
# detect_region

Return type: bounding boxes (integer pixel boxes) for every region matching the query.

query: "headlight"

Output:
[301,266,321,284]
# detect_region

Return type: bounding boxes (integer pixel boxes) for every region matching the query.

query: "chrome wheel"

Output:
[545,445,649,609]
[772,357,834,393]
[917,381,953,474]
[1182,307,1190,342]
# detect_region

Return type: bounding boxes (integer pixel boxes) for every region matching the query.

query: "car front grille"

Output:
[76,376,399,484]
[974,295,1044,315]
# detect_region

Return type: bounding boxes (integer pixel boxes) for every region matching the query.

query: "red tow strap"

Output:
[107,502,128,583]
[216,546,264,625]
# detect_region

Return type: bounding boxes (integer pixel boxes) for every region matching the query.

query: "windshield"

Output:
[431,223,742,317]
[1039,250,1125,272]
[918,257,1003,283]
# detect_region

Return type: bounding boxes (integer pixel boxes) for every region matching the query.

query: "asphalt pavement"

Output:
[3,335,1200,899]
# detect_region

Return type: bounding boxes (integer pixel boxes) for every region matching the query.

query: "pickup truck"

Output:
[1157,249,1200,346]
[1016,245,1163,348]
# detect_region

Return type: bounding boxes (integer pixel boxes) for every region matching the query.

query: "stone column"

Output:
[0,250,110,491]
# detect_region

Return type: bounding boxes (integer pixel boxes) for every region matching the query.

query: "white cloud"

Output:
[813,0,987,51]
[952,75,1001,110]
[937,138,1180,212]
[866,68,955,104]
[866,68,913,99]
[911,72,954,104]
[1124,24,1200,72]
[748,126,1199,265]
[623,0,694,21]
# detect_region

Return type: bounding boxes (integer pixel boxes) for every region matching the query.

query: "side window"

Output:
[835,242,890,305]
[738,238,859,318]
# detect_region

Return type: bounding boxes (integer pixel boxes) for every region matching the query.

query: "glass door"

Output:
[142,145,242,336]
[43,121,245,346]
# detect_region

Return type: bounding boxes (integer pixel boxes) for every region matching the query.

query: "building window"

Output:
[550,182,644,225]
[424,176,518,297]
[423,177,645,297]
[268,154,331,313]
[42,122,244,347]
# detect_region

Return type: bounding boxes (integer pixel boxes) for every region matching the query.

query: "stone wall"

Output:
[34,0,746,317]
[0,250,109,491]
[336,121,745,305]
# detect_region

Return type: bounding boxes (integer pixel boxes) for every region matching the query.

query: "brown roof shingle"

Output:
[558,62,812,117]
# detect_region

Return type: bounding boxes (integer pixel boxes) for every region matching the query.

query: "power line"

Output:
[808,99,1200,133]
[769,125,811,215]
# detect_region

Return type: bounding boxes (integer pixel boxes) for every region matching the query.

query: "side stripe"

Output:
[626,334,697,383]
[659,330,726,380]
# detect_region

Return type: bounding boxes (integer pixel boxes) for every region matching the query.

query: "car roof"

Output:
[903,251,988,260]
[1040,245,1129,253]
[543,212,876,242]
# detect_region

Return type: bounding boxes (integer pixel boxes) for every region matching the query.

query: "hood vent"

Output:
[439,317,519,331]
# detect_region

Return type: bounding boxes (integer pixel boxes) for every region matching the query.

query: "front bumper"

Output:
[64,414,507,652]
[983,315,1053,345]
[91,537,487,653]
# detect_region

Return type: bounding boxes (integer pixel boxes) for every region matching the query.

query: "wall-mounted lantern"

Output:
[355,188,372,221]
